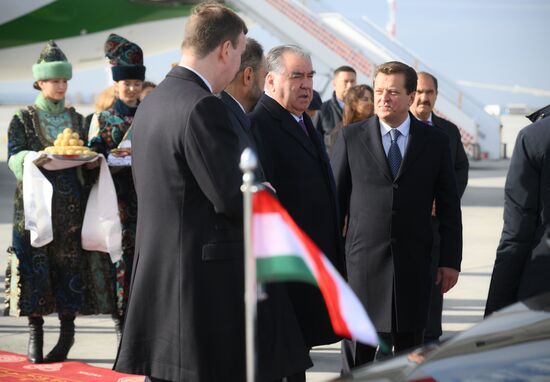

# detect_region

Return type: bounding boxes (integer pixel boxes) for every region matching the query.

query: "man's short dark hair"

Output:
[333,65,356,77]
[239,38,263,73]
[182,2,248,59]
[375,61,417,94]
[417,71,438,93]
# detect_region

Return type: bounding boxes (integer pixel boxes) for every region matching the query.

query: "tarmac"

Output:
[0,105,510,381]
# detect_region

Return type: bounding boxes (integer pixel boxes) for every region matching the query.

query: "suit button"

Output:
[393,183,398,189]
[391,238,397,244]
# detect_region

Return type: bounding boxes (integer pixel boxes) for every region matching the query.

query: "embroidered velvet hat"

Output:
[104,33,146,81]
[32,40,72,81]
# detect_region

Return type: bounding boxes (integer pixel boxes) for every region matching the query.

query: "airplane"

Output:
[0,0,201,82]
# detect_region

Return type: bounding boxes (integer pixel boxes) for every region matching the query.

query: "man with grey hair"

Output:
[219,40,313,380]
[251,44,344,381]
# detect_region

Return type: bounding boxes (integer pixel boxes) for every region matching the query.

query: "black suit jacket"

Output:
[250,93,343,347]
[219,91,265,181]
[313,91,343,146]
[432,113,469,197]
[485,116,550,316]
[114,67,309,381]
[331,114,462,332]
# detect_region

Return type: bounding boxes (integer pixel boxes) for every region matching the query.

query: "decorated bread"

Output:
[43,128,97,156]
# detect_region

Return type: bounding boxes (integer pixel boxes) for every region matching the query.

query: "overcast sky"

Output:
[1,0,549,111]
[330,0,550,109]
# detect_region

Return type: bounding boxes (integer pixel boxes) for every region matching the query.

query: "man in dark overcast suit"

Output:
[219,37,266,180]
[410,72,469,343]
[114,5,309,382]
[331,61,462,370]
[250,44,343,381]
[485,106,550,316]
[219,37,312,380]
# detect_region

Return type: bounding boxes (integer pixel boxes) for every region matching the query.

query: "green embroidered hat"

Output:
[32,40,72,81]
[104,33,146,81]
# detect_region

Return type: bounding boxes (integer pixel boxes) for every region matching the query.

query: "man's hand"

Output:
[436,267,459,294]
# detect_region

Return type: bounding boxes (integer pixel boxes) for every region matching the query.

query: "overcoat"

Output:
[331,114,462,332]
[114,67,310,381]
[485,116,550,316]
[313,91,343,148]
[219,91,265,181]
[250,94,343,347]
[424,112,469,338]
[431,113,469,197]
[219,90,312,377]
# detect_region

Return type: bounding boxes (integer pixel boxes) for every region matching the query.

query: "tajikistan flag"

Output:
[253,189,378,346]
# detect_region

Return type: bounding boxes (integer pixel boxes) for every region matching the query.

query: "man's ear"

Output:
[243,67,254,87]
[265,72,275,93]
[219,40,233,62]
[408,91,416,107]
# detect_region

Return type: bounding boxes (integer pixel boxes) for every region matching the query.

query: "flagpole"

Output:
[240,148,258,382]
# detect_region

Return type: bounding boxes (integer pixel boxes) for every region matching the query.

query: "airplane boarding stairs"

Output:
[228,0,500,159]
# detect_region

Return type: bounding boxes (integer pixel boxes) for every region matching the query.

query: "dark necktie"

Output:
[388,129,402,179]
[298,118,309,137]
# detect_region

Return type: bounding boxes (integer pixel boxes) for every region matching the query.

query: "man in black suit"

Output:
[410,72,469,343]
[114,5,309,382]
[219,38,312,380]
[314,65,357,148]
[485,105,550,316]
[250,44,344,381]
[220,37,266,179]
[331,61,462,369]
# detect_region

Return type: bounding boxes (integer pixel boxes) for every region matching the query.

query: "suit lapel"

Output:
[260,95,317,158]
[395,115,429,180]
[359,117,393,182]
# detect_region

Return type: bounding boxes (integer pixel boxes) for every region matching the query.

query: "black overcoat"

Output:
[219,90,312,376]
[250,94,344,347]
[114,67,309,381]
[331,114,462,332]
[313,91,343,147]
[485,116,550,316]
[219,91,265,181]
[432,113,469,197]
[424,112,469,338]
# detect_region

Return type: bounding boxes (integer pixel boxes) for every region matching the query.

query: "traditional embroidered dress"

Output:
[5,94,115,317]
[88,99,137,317]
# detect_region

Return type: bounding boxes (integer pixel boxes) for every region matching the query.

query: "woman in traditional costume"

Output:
[88,34,145,340]
[5,41,114,363]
